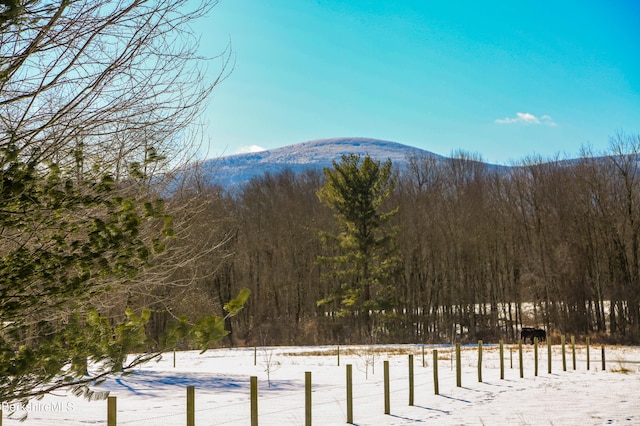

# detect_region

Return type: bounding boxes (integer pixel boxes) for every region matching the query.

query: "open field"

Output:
[4,343,640,425]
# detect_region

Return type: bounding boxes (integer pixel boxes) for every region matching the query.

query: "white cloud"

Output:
[236,144,266,154]
[495,112,557,126]
[540,115,558,126]
[516,112,539,124]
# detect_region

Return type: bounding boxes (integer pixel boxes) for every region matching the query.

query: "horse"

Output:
[521,327,546,344]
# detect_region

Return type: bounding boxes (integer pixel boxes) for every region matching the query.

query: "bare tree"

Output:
[1,0,232,174]
[0,0,239,405]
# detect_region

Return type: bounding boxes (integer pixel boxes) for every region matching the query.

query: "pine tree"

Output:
[0,0,243,409]
[0,145,250,406]
[317,154,401,338]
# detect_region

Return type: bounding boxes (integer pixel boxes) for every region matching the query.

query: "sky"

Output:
[196,1,640,165]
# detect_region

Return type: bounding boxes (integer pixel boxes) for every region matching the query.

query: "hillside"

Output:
[197,137,446,188]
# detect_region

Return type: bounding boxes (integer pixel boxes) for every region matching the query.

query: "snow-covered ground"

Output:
[4,344,640,425]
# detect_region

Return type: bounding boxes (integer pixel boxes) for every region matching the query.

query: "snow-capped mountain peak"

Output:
[199,137,443,188]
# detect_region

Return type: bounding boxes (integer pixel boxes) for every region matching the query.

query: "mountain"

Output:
[196,137,447,189]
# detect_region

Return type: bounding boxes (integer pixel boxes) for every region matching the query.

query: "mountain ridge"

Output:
[196,137,499,188]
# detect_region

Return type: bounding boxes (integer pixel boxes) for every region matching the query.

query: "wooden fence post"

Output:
[586,337,591,371]
[408,354,414,406]
[337,345,340,367]
[346,364,353,424]
[433,350,439,395]
[251,376,258,426]
[561,335,567,371]
[601,345,606,371]
[305,372,312,426]
[477,340,483,382]
[499,340,504,380]
[571,336,576,370]
[518,340,524,378]
[187,385,195,426]
[547,336,552,374]
[422,345,426,368]
[510,346,513,369]
[455,344,462,387]
[534,337,539,377]
[107,396,117,426]
[384,360,390,415]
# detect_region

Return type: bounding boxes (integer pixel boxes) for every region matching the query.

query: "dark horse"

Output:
[520,327,546,344]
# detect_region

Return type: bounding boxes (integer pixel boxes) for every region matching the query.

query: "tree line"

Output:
[180,134,640,346]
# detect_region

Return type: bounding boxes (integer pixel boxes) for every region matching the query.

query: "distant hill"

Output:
[171,137,624,191]
[195,137,448,188]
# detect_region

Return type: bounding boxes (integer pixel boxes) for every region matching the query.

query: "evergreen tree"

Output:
[0,0,245,409]
[317,154,401,337]
[0,145,250,406]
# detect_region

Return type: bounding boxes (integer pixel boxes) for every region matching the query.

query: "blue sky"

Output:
[197,1,640,165]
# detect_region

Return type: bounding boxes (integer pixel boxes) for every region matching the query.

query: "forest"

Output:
[154,134,640,347]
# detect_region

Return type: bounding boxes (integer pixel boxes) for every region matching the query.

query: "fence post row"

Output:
[96,340,614,425]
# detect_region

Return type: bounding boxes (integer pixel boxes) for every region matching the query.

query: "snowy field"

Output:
[3,343,640,425]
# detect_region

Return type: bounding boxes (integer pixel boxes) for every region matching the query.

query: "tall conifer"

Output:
[317,154,401,338]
